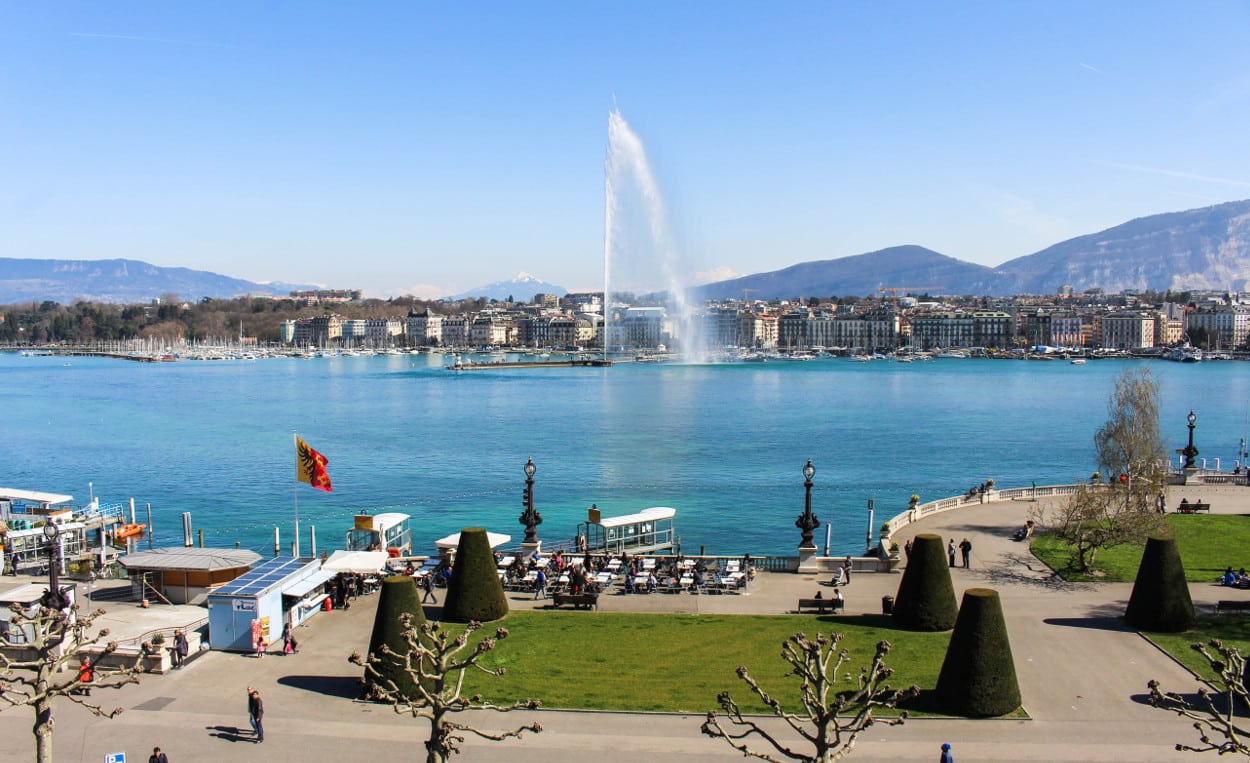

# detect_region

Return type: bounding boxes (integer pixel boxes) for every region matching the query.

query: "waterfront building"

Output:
[469,312,513,347]
[563,292,603,315]
[1099,311,1155,350]
[364,318,403,347]
[1186,307,1250,350]
[405,308,443,346]
[1050,312,1086,348]
[909,310,1013,350]
[341,319,367,345]
[280,319,296,344]
[291,315,343,347]
[440,313,470,347]
[613,306,667,350]
[702,306,742,350]
[576,313,601,347]
[739,311,778,349]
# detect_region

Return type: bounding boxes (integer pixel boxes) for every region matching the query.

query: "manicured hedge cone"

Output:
[1125,535,1195,632]
[935,587,1022,717]
[442,527,509,623]
[891,533,958,631]
[363,574,427,701]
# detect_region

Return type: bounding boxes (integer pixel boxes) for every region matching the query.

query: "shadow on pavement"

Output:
[1043,615,1134,632]
[277,674,362,699]
[207,724,256,743]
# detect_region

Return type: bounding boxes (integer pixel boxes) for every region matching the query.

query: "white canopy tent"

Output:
[434,531,511,550]
[320,550,389,574]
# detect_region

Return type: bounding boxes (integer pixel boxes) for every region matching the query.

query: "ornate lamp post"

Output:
[519,458,542,547]
[795,459,820,550]
[42,522,66,610]
[1181,410,1199,470]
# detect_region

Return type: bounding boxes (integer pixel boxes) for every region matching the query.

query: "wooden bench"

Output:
[1216,600,1250,615]
[797,598,844,615]
[1175,501,1211,514]
[551,593,598,611]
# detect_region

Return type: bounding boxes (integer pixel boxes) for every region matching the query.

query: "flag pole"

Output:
[293,432,301,558]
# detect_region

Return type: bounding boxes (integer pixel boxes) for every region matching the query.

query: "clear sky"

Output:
[4,2,1250,298]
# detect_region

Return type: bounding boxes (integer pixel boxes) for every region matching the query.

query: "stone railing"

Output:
[881,483,1082,545]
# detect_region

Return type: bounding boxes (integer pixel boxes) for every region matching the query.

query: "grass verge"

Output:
[1031,515,1250,582]
[1146,617,1250,683]
[458,611,952,714]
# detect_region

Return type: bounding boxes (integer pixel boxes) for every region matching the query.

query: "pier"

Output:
[446,357,613,370]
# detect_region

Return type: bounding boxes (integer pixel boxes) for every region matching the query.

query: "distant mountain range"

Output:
[446,272,567,302]
[695,199,1250,300]
[0,258,316,305]
[5,200,1250,305]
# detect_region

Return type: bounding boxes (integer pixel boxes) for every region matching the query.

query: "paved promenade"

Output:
[3,484,1247,762]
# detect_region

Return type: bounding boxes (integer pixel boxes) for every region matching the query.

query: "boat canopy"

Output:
[597,507,677,529]
[435,531,511,550]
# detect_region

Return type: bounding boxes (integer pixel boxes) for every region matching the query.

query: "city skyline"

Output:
[5,2,1250,298]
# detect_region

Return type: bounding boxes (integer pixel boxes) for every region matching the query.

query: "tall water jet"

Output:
[604,107,705,359]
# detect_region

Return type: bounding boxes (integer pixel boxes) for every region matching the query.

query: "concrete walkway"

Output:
[3,486,1247,762]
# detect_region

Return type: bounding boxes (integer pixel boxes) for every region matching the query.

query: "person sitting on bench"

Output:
[1223,567,1239,586]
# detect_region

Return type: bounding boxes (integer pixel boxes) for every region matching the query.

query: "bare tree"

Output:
[350,617,541,763]
[1048,368,1167,572]
[0,602,142,763]
[1148,639,1250,756]
[701,632,919,763]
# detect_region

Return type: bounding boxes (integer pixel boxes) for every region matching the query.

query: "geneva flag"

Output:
[296,436,333,492]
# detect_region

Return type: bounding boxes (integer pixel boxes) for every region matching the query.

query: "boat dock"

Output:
[447,357,613,370]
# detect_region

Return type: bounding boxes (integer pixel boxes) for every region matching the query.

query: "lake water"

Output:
[3,351,1247,557]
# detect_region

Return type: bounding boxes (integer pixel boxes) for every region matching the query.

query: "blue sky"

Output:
[4,2,1250,298]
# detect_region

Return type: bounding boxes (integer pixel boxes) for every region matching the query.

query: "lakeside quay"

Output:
[5,484,1245,762]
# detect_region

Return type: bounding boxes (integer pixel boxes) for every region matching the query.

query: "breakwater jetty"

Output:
[446,357,613,370]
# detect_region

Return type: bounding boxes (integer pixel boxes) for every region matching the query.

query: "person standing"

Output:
[533,567,547,600]
[947,539,957,567]
[173,629,189,668]
[281,622,298,655]
[959,538,972,568]
[248,688,264,743]
[149,747,169,763]
[939,741,954,762]
[841,556,853,585]
[421,572,437,603]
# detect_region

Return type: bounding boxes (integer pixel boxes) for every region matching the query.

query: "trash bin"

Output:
[881,595,894,615]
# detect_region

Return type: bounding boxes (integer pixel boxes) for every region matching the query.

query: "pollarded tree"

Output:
[701,632,919,763]
[1049,368,1167,572]
[351,617,541,763]
[0,601,142,763]
[1149,639,1250,756]
[442,528,508,623]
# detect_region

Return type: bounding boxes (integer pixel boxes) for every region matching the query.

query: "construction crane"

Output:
[877,286,943,307]
[741,288,757,303]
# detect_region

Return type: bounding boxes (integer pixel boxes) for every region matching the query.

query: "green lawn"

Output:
[1031,515,1250,582]
[456,612,952,713]
[1146,617,1250,682]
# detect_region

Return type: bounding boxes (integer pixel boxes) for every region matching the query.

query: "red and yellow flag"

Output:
[296,436,333,492]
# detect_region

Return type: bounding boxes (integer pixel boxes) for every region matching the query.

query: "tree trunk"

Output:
[34,698,52,763]
[425,712,449,763]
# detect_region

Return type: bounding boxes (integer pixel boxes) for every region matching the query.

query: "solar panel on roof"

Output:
[213,557,313,597]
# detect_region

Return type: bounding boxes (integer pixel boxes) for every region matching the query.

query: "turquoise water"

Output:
[3,352,1248,557]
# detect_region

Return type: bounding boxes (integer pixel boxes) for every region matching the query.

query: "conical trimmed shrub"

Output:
[442,528,509,623]
[892,533,958,631]
[1125,535,1195,632]
[935,587,1021,717]
[363,574,427,700]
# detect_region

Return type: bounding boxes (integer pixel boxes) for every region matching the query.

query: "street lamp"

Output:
[1182,410,1199,470]
[42,522,66,610]
[519,458,542,545]
[795,459,820,550]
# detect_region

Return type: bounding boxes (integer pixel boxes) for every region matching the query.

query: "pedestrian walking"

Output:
[255,634,266,659]
[149,746,169,763]
[533,567,547,600]
[282,622,298,655]
[76,657,94,696]
[939,741,954,762]
[173,629,189,668]
[421,572,437,603]
[959,538,972,568]
[248,687,265,743]
[947,538,957,567]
